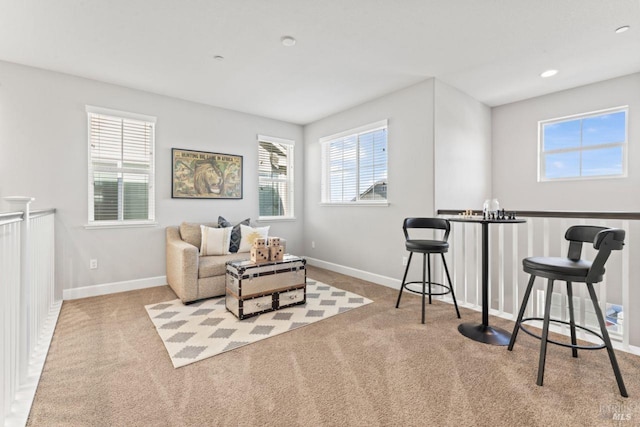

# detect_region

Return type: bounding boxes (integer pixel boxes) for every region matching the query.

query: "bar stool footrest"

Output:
[402,281,453,297]
[519,317,606,350]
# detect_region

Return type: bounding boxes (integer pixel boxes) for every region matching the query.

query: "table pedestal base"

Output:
[458,323,511,346]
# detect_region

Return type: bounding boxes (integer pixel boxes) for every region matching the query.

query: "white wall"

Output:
[434,79,492,210]
[303,80,435,281]
[492,72,640,211]
[0,60,304,296]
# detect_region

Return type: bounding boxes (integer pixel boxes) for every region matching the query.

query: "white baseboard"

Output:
[63,276,167,300]
[305,257,402,290]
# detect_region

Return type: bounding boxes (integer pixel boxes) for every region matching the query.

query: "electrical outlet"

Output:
[311,241,316,249]
[90,259,98,269]
[402,256,408,266]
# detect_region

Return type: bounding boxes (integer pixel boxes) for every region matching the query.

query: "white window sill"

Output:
[319,202,389,207]
[84,221,158,230]
[257,216,297,223]
[538,173,627,183]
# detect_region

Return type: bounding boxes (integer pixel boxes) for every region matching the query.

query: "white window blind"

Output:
[258,135,294,219]
[87,106,156,226]
[320,120,388,204]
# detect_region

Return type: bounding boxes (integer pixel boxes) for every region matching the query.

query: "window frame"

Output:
[257,135,295,221]
[320,119,389,206]
[85,105,157,229]
[538,106,628,182]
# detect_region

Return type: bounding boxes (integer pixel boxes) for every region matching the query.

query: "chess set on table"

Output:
[457,208,518,221]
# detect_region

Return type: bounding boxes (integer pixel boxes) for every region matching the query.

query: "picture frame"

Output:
[172,148,243,199]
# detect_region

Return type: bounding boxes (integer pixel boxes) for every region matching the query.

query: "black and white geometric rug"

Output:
[145,279,373,368]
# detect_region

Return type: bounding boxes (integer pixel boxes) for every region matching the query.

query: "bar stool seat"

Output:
[395,218,460,324]
[405,239,449,252]
[523,257,594,281]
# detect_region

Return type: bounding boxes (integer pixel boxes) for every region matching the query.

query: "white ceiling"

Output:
[1,0,639,125]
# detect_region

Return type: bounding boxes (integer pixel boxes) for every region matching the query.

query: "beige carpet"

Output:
[28,266,640,426]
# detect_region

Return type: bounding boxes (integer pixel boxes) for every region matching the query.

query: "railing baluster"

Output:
[498,224,504,315]
[527,219,534,318]
[512,224,518,320]
[475,224,480,308]
[460,223,466,305]
[622,220,630,348]
[599,220,609,338]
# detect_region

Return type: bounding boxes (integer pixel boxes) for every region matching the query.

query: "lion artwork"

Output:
[194,160,224,195]
[172,149,242,198]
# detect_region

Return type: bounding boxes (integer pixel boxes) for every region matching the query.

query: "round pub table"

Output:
[447,216,526,345]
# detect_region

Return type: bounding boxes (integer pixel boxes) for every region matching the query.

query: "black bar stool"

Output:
[508,226,628,397]
[395,218,461,324]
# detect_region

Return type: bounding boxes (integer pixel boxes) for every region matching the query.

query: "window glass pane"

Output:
[258,139,293,217]
[259,183,285,216]
[123,173,149,220]
[540,108,626,181]
[93,172,118,221]
[358,129,387,200]
[543,120,581,151]
[582,146,623,177]
[330,170,357,202]
[544,152,580,179]
[582,111,626,147]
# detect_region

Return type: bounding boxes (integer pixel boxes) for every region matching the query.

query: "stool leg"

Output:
[422,253,427,324]
[566,281,578,358]
[427,253,432,305]
[537,279,555,386]
[395,252,413,308]
[586,283,628,397]
[441,253,460,318]
[508,274,536,351]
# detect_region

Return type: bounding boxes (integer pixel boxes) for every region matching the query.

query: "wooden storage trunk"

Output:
[225,255,306,319]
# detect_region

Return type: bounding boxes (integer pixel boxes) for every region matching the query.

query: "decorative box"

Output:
[225,255,306,319]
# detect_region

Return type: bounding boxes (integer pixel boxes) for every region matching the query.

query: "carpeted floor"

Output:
[28,266,640,426]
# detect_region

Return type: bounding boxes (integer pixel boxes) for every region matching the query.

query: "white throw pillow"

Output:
[237,224,270,253]
[200,225,233,256]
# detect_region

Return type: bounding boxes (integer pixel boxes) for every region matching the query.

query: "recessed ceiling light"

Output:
[213,55,224,61]
[281,36,296,47]
[540,69,558,78]
[615,25,630,34]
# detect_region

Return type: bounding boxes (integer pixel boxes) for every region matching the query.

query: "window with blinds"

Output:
[87,106,156,226]
[320,120,388,204]
[258,136,294,219]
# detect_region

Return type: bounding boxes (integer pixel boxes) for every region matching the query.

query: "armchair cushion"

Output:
[180,221,217,248]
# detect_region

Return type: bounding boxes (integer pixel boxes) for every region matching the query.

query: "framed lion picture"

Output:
[172,148,243,199]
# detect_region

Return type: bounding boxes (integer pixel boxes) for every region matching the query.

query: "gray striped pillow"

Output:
[218,216,250,253]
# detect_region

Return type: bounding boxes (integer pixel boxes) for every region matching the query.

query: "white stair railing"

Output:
[1,197,60,427]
